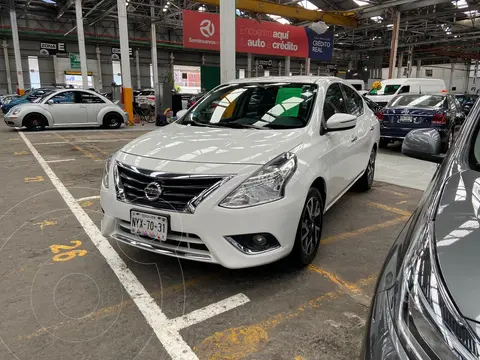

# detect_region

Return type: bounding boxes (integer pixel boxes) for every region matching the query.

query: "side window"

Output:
[398,85,410,94]
[342,85,364,117]
[80,92,105,104]
[49,91,74,104]
[323,83,347,122]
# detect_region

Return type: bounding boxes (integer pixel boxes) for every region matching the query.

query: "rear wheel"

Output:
[103,113,122,129]
[354,147,376,192]
[288,188,324,267]
[24,113,46,131]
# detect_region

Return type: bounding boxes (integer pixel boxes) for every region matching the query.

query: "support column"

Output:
[285,56,291,76]
[255,60,259,78]
[75,0,89,89]
[2,41,12,94]
[473,61,479,92]
[96,46,103,91]
[150,0,158,88]
[300,62,304,76]
[305,58,311,75]
[396,52,404,78]
[9,5,24,94]
[135,49,141,89]
[220,0,236,83]
[278,61,282,76]
[449,61,456,91]
[52,55,59,84]
[464,61,471,93]
[388,10,401,79]
[416,59,422,78]
[117,0,133,124]
[247,53,252,78]
[406,46,413,78]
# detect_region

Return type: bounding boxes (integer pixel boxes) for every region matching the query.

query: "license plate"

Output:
[130,211,168,241]
[399,116,412,122]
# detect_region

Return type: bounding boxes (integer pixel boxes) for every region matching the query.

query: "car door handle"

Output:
[351,136,358,143]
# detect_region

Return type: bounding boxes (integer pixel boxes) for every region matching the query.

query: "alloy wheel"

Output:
[367,149,376,186]
[300,196,322,256]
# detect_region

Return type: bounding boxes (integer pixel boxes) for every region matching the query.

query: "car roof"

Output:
[47,88,106,97]
[226,75,351,86]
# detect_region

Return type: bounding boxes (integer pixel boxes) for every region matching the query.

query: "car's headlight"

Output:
[10,107,21,116]
[219,152,297,209]
[103,152,116,188]
[389,222,480,359]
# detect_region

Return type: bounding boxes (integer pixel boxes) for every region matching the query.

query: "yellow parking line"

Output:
[14,151,29,155]
[18,275,213,341]
[372,186,408,198]
[322,216,408,246]
[24,176,44,183]
[194,274,377,360]
[366,201,412,217]
[53,133,101,161]
[307,265,371,306]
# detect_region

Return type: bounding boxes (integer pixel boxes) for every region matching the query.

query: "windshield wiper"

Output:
[213,122,267,130]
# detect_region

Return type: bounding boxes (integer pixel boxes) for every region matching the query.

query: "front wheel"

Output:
[354,147,376,192]
[288,188,324,267]
[24,114,46,131]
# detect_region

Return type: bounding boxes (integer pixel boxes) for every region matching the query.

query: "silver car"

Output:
[4,89,128,130]
[362,98,480,359]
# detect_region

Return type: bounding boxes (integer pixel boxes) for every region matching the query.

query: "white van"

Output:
[345,79,366,95]
[366,78,447,107]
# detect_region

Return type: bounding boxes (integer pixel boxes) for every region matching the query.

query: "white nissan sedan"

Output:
[100,76,380,269]
[4,89,128,130]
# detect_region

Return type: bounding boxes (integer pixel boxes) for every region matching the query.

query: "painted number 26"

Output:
[50,240,87,262]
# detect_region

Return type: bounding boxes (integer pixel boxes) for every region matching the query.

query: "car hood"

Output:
[120,123,305,165]
[435,169,480,324]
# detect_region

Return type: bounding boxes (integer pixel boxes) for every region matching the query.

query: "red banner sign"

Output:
[183,10,309,57]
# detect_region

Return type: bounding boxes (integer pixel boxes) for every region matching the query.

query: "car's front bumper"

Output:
[100,155,306,269]
[4,114,21,127]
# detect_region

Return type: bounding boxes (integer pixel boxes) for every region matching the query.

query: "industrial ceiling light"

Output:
[308,21,329,34]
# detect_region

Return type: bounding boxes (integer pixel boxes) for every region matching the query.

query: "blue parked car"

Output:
[378,93,465,152]
[1,88,55,114]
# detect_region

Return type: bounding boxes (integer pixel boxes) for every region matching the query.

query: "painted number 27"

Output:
[50,240,87,262]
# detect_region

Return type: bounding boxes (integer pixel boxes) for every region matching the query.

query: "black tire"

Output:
[379,138,388,148]
[441,128,454,153]
[103,113,122,129]
[288,188,324,267]
[24,113,46,131]
[354,147,376,192]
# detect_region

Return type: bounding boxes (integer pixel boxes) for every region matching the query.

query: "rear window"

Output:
[387,94,445,108]
[351,84,362,91]
[139,91,154,96]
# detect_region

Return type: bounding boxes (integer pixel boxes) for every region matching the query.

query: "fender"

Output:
[97,105,125,125]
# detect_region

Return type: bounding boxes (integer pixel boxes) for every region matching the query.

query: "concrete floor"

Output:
[0,125,425,360]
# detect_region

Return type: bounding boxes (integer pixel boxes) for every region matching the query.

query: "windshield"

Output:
[139,90,154,96]
[34,91,55,103]
[457,94,479,104]
[177,82,317,130]
[368,84,403,96]
[387,94,445,108]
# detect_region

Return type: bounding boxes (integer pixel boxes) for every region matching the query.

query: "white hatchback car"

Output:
[4,89,128,130]
[101,76,380,269]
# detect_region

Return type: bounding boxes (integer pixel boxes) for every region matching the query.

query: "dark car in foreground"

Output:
[378,93,465,151]
[362,101,480,359]
[456,93,479,115]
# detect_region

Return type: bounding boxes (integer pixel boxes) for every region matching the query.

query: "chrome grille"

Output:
[115,162,225,212]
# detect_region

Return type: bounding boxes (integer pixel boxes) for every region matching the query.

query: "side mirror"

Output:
[47,99,54,105]
[402,128,445,164]
[325,113,357,131]
[176,109,188,119]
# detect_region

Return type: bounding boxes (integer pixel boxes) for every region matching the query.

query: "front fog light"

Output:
[225,233,280,254]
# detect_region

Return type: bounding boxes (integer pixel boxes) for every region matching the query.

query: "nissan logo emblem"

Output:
[144,182,163,201]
